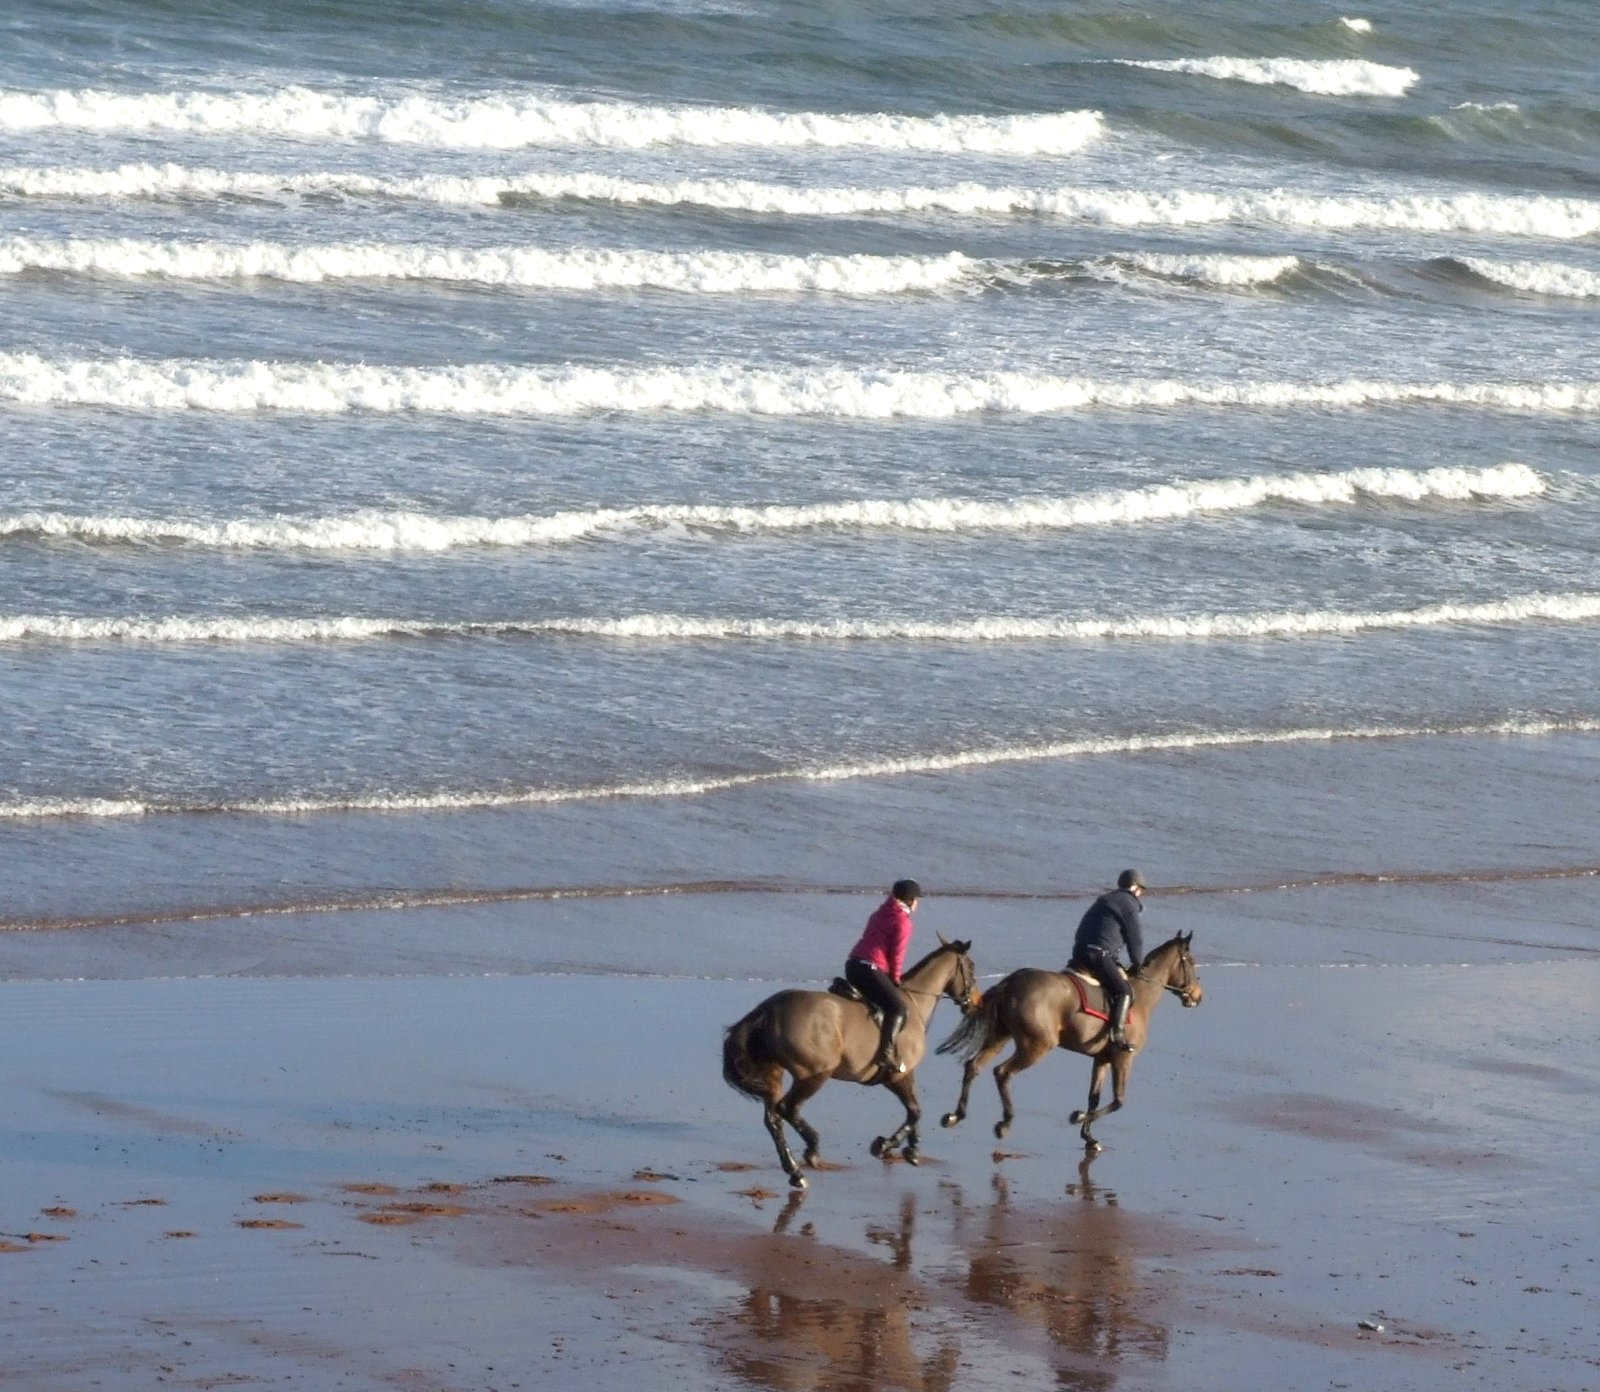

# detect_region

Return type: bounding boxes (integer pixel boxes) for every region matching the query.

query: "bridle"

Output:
[1132,947,1201,1005]
[905,950,981,1015]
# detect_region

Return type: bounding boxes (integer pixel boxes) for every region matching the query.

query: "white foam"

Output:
[1104,253,1300,286]
[3,716,1596,820]
[8,164,1599,240]
[1115,57,1418,97]
[5,589,1595,647]
[1459,257,1600,300]
[0,236,979,296]
[1,355,1596,419]
[0,86,1103,154]
[1340,18,1374,34]
[0,464,1540,553]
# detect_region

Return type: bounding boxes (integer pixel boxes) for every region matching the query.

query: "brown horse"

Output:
[936,932,1201,1154]
[722,937,979,1187]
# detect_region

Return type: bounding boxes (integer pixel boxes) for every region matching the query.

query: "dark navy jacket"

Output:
[1071,888,1145,969]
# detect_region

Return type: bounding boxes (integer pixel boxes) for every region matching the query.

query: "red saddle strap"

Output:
[1065,968,1110,1023]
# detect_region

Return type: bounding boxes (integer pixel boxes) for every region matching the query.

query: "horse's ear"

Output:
[955,939,972,954]
[937,930,950,946]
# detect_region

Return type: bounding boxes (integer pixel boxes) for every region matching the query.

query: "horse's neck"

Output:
[900,956,954,1025]
[1131,950,1177,1014]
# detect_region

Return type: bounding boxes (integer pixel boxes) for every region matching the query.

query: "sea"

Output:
[1,0,1597,955]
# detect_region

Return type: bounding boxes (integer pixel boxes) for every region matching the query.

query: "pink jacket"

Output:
[849,896,914,982]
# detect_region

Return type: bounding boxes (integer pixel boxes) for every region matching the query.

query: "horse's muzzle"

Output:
[1181,984,1204,1008]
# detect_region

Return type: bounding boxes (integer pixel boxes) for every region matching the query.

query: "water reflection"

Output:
[713,1158,1171,1391]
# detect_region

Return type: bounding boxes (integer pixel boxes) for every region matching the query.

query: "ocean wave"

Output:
[1455,256,1600,299]
[0,85,1103,155]
[3,717,1596,820]
[0,235,1309,296]
[2,355,1597,418]
[1091,253,1300,287]
[0,464,1541,552]
[1340,18,1374,34]
[1113,57,1418,97]
[7,164,1599,240]
[0,236,979,296]
[5,591,1596,647]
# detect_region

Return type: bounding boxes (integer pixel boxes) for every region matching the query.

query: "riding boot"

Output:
[1109,995,1132,1050]
[872,1014,907,1075]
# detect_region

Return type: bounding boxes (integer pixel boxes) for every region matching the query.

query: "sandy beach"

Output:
[4,739,1599,1392]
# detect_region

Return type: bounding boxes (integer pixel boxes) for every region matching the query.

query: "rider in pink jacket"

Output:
[845,879,922,1074]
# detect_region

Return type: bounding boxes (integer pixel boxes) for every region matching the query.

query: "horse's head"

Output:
[1142,931,1202,1008]
[936,933,981,1015]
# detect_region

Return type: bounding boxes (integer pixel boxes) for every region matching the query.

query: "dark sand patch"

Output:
[250,1192,309,1205]
[489,1173,557,1186]
[120,1196,169,1206]
[40,1205,76,1218]
[339,1182,400,1196]
[238,1219,303,1231]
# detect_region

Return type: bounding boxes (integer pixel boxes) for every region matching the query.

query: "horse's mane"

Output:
[1139,932,1191,970]
[903,939,963,979]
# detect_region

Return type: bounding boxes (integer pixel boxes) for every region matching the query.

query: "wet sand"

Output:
[3,934,1598,1390]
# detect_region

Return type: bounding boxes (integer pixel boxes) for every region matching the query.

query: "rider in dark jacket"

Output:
[1069,869,1146,1049]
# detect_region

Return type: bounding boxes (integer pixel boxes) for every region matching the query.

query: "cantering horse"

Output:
[936,932,1200,1154]
[722,937,978,1187]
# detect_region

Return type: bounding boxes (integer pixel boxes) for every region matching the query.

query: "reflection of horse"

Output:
[936,933,1201,1153]
[949,1165,1170,1389]
[723,938,979,1187]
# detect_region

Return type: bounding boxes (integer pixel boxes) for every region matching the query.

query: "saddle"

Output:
[1061,966,1110,1022]
[828,977,885,1024]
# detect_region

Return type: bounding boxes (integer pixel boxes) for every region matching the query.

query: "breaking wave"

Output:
[1112,57,1419,97]
[4,590,1596,647]
[0,236,1308,296]
[3,717,1596,820]
[2,355,1596,418]
[0,464,1542,553]
[7,164,1599,240]
[0,236,980,296]
[0,85,1103,155]
[1455,256,1600,299]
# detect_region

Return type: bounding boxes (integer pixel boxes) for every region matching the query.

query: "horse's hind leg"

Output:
[992,1035,1052,1140]
[941,1036,1008,1130]
[871,1073,923,1165]
[779,1073,829,1169]
[759,1078,808,1189]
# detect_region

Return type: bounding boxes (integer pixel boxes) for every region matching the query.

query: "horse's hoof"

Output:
[789,1172,808,1189]
[869,1136,887,1158]
[1084,1141,1103,1157]
[803,1151,821,1169]
[941,1112,963,1128]
[905,1152,920,1167]
[1068,1110,1085,1124]
[993,1122,1009,1140]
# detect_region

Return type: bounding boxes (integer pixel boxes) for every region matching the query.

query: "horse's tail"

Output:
[722,1005,773,1100]
[936,986,1003,1062]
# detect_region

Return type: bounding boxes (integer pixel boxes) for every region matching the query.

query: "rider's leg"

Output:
[846,958,909,1071]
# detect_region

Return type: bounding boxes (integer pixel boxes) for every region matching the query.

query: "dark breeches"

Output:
[1072,944,1130,1011]
[845,957,908,1037]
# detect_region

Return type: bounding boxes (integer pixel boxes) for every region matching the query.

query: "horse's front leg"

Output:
[871,1072,922,1165]
[941,1036,1007,1129]
[780,1074,828,1169]
[1068,1050,1129,1154]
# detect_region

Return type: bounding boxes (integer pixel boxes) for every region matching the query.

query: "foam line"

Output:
[4,165,1598,240]
[2,717,1596,820]
[3,591,1596,646]
[1,356,1596,418]
[0,86,1103,154]
[0,236,981,294]
[1114,57,1419,97]
[0,465,1541,553]
[1458,257,1600,299]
